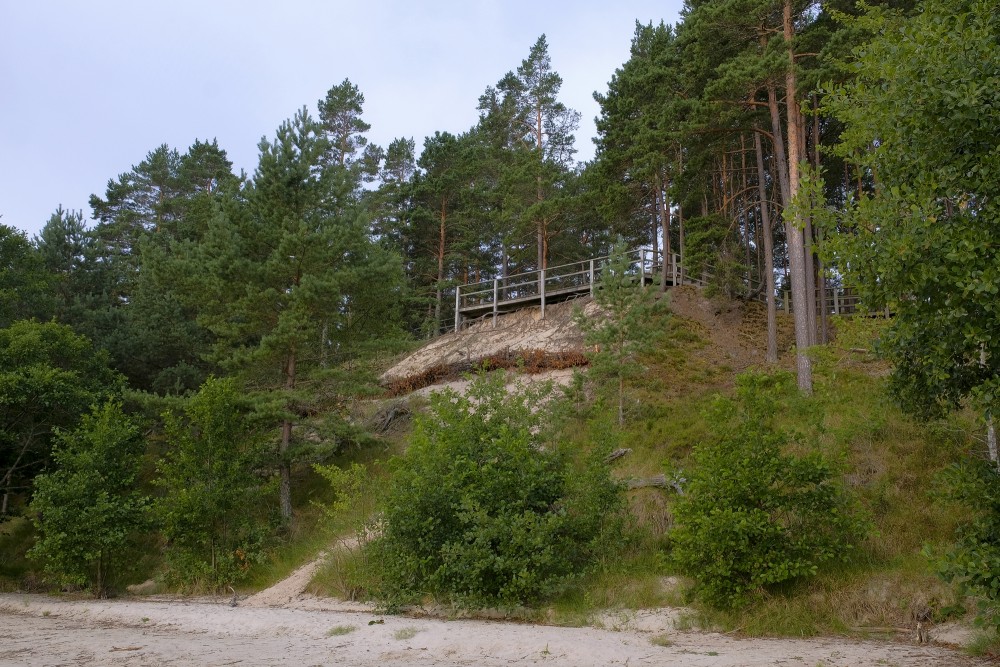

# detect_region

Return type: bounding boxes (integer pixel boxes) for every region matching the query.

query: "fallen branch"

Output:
[604,448,632,463]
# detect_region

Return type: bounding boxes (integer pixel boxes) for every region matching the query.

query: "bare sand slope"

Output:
[1,593,986,667]
[381,298,592,384]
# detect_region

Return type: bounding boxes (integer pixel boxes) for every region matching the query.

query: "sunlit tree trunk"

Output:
[784,0,812,394]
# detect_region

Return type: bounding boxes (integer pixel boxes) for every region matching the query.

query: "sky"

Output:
[2,1,684,237]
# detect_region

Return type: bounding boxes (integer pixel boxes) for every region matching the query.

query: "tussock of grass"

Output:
[393,627,420,640]
[327,625,356,636]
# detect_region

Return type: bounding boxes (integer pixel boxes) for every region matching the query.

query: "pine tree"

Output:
[575,242,665,425]
[192,107,403,520]
[0,224,52,326]
[478,35,580,271]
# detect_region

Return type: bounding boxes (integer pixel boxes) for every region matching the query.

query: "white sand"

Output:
[1,590,986,667]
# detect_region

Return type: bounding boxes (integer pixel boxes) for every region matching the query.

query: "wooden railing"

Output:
[448,249,872,332]
[454,249,682,331]
[779,287,865,316]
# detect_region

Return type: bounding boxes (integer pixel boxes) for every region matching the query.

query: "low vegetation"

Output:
[362,372,624,610]
[300,310,984,643]
[669,372,869,608]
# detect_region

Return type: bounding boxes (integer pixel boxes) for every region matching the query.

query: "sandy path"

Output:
[1,593,987,667]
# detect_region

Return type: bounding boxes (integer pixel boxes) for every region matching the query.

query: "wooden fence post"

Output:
[454,286,461,332]
[492,279,499,328]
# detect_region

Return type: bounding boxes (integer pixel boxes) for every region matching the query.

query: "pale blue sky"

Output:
[1,1,683,236]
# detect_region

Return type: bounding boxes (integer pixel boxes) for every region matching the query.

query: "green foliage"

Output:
[829,315,888,353]
[0,224,52,326]
[366,372,624,609]
[183,106,404,518]
[933,460,1000,629]
[827,0,1000,420]
[0,320,122,517]
[476,34,581,269]
[670,372,868,608]
[156,377,276,589]
[575,241,666,424]
[28,401,148,596]
[84,141,238,390]
[592,21,682,249]
[312,461,382,536]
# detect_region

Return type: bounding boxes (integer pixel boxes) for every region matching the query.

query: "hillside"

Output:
[381,285,795,396]
[315,284,983,650]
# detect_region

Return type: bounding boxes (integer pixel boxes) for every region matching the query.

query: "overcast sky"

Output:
[2,1,684,237]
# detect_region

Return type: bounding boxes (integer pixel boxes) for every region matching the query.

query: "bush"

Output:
[28,401,148,596]
[669,372,868,608]
[367,372,624,609]
[156,377,276,590]
[933,460,1000,629]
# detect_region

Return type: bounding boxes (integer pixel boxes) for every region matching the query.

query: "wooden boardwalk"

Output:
[453,248,865,332]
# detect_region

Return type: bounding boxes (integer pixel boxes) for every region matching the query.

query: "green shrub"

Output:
[669,372,868,608]
[28,401,148,596]
[367,372,624,610]
[156,377,277,590]
[933,460,1000,629]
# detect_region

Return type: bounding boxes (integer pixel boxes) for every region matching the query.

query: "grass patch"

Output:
[393,626,421,640]
[327,625,356,636]
[650,633,673,647]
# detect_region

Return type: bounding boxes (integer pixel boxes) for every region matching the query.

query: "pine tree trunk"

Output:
[801,110,817,346]
[813,99,829,344]
[741,135,752,294]
[536,105,546,271]
[678,204,685,284]
[279,351,296,521]
[655,172,670,291]
[784,0,812,394]
[767,82,791,208]
[754,130,779,364]
[989,419,998,470]
[677,146,685,284]
[434,200,446,332]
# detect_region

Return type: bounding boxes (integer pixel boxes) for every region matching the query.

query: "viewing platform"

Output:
[452,248,867,332]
